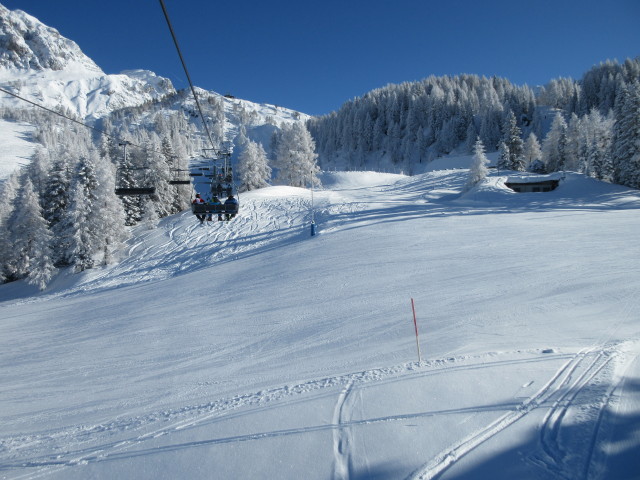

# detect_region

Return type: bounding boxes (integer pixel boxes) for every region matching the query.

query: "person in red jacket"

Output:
[192,193,206,224]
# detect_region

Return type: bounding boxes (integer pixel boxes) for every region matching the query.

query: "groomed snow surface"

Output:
[1,169,639,480]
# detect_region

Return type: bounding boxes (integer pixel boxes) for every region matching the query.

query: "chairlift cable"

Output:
[157,0,217,151]
[158,0,241,219]
[1,86,117,142]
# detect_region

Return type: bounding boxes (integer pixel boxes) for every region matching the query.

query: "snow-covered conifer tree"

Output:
[543,112,568,172]
[66,152,100,272]
[501,111,525,171]
[41,151,74,265]
[0,171,21,282]
[237,139,272,191]
[464,137,490,191]
[6,176,56,289]
[141,197,159,230]
[575,109,614,180]
[497,141,510,171]
[144,135,172,219]
[93,159,128,264]
[612,82,640,188]
[43,153,72,226]
[479,111,502,152]
[115,140,145,225]
[564,113,583,171]
[274,123,320,188]
[591,112,614,181]
[235,125,249,150]
[28,147,51,199]
[523,132,543,170]
[160,136,191,214]
[463,121,479,153]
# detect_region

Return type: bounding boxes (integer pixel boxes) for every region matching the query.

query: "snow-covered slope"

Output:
[1,170,639,479]
[0,118,35,178]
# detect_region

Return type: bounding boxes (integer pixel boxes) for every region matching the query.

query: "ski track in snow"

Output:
[46,195,318,298]
[331,380,354,480]
[2,346,627,480]
[408,289,640,480]
[0,352,554,472]
[532,348,617,479]
[408,341,638,480]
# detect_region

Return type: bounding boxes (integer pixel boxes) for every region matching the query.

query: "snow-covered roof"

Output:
[505,173,564,184]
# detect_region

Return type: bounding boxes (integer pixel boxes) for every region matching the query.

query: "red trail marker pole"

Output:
[411,298,422,362]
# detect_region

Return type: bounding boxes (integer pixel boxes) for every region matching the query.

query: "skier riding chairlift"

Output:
[192,194,206,224]
[224,194,239,221]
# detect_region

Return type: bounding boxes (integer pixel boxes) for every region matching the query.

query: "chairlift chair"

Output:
[114,167,156,196]
[190,148,239,221]
[168,169,191,185]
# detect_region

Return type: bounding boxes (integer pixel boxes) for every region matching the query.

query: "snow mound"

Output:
[319,171,406,189]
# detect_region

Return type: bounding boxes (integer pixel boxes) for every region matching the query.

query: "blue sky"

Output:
[3,0,639,116]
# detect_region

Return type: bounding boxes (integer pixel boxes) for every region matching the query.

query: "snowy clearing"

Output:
[0,119,36,181]
[1,169,639,480]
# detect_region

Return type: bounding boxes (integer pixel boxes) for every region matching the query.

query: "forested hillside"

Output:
[308,58,640,187]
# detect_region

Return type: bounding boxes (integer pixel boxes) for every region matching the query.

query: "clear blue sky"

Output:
[3,0,639,116]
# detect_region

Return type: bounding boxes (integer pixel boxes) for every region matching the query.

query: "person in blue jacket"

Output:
[224,194,238,221]
[207,195,222,221]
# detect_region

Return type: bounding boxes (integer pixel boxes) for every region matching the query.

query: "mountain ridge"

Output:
[0,4,305,123]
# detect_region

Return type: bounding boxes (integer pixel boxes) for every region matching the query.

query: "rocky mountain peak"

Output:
[0,4,101,73]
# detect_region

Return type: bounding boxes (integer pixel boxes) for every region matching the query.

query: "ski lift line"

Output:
[158,0,216,151]
[0,86,170,158]
[0,86,112,138]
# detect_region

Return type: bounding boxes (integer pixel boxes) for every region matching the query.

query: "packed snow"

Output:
[1,169,639,479]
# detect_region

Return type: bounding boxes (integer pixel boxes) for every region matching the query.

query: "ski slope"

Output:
[1,169,639,480]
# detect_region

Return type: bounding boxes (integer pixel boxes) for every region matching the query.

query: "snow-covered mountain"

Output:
[0,4,99,72]
[0,4,309,126]
[0,4,175,120]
